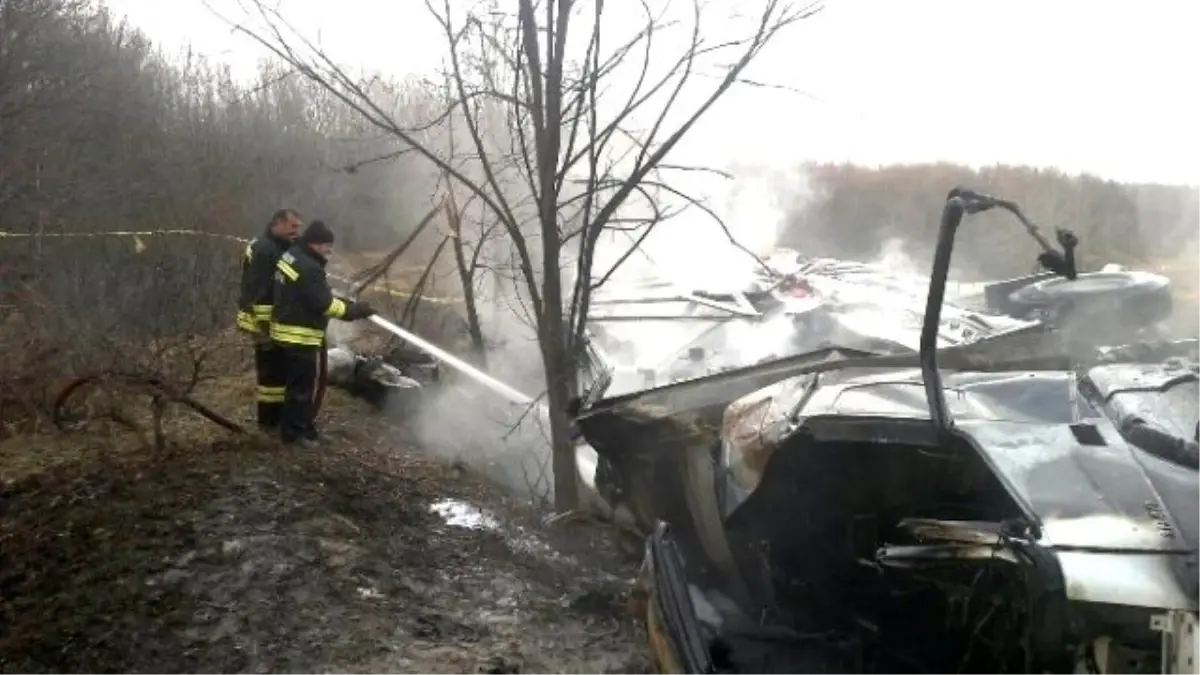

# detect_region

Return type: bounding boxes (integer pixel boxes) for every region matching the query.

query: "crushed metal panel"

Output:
[720,374,818,495]
[898,518,1008,545]
[1088,361,1200,400]
[1042,514,1186,551]
[877,543,1021,566]
[790,369,1081,425]
[1151,610,1200,674]
[722,382,787,491]
[1086,361,1199,440]
[579,324,1075,425]
[586,346,872,421]
[1056,550,1198,611]
[954,419,1188,552]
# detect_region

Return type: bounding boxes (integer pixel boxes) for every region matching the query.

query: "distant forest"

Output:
[784,163,1198,281]
[2,0,1195,297]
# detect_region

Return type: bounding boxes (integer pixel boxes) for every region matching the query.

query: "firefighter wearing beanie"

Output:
[270,220,376,447]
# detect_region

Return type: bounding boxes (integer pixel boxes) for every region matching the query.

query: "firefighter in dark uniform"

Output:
[237,208,302,430]
[271,220,375,447]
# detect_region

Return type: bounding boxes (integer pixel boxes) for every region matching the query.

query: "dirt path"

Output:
[0,384,650,674]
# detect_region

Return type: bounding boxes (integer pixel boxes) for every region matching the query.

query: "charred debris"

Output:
[574,188,1198,674]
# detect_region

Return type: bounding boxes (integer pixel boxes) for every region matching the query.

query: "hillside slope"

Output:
[0,377,648,674]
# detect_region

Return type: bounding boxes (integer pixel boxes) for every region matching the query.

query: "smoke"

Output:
[325,319,361,348]
[582,163,819,378]
[368,164,1199,509]
[377,159,985,506]
[400,238,556,505]
[594,163,815,291]
[398,164,826,504]
[382,161,1196,506]
[410,368,554,505]
[870,237,926,278]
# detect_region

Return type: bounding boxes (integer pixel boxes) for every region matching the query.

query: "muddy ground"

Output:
[0,379,650,674]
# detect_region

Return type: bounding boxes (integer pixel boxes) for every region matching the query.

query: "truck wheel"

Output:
[1008,270,1169,311]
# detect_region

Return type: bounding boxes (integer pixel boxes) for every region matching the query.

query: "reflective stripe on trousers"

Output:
[256,385,286,403]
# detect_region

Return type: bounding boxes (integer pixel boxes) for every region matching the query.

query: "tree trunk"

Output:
[446,200,488,365]
[544,356,579,512]
[539,292,579,511]
[454,251,488,365]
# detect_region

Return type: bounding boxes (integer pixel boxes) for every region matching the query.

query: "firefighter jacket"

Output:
[269,243,349,348]
[236,230,291,334]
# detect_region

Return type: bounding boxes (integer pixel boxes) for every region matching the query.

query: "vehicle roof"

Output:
[779,360,1199,562]
[586,255,1037,397]
[794,368,1082,424]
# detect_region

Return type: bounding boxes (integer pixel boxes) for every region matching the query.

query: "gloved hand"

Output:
[343,301,377,321]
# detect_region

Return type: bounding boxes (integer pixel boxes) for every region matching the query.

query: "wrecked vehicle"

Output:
[585,236,1173,396]
[574,188,1199,673]
[325,345,440,413]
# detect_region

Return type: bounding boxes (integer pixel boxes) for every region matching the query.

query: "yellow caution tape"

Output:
[0,228,464,306]
[0,228,251,244]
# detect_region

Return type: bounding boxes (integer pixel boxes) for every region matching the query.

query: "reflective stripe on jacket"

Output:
[236,230,290,334]
[269,244,346,348]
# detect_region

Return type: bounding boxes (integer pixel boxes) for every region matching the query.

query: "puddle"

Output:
[430,499,501,530]
[506,527,569,563]
[429,499,575,565]
[357,586,384,600]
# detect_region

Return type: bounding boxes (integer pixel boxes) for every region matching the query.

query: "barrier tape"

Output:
[0,228,463,306]
[3,228,1195,305]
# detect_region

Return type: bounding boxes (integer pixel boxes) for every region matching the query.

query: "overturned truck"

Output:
[573,189,1199,673]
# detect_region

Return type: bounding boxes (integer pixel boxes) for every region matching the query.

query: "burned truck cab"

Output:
[580,189,1199,675]
[709,354,1198,673]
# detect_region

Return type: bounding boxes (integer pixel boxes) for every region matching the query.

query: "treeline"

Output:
[2,0,1194,328]
[785,163,1198,280]
[0,0,435,428]
[0,0,424,253]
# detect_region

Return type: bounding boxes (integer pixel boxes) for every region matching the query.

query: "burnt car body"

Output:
[583,253,1172,399]
[326,345,440,412]
[572,190,1199,673]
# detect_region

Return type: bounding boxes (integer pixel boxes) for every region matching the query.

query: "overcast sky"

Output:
[101,0,1199,186]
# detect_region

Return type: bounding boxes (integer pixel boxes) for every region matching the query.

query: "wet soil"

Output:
[0,382,650,674]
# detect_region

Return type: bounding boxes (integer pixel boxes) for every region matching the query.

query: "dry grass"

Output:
[0,363,649,674]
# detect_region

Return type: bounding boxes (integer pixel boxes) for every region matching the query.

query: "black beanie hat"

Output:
[302,220,335,245]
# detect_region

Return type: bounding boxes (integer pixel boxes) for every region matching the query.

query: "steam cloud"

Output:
[404,162,821,504]
[401,164,970,504]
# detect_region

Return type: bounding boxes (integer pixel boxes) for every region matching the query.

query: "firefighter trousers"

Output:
[253,342,287,427]
[279,345,320,443]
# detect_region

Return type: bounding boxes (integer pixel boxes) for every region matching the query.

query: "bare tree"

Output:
[443,181,497,364]
[0,0,441,441]
[218,0,820,510]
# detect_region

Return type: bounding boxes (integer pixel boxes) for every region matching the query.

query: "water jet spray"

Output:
[367,314,537,407]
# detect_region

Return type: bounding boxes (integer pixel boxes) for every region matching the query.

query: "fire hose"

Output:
[313,344,329,416]
[366,314,536,407]
[50,317,526,437]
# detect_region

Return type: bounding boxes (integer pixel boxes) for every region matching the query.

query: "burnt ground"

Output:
[0,378,650,674]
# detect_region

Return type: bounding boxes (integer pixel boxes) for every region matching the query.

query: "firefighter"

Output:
[237,208,302,430]
[271,220,375,447]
